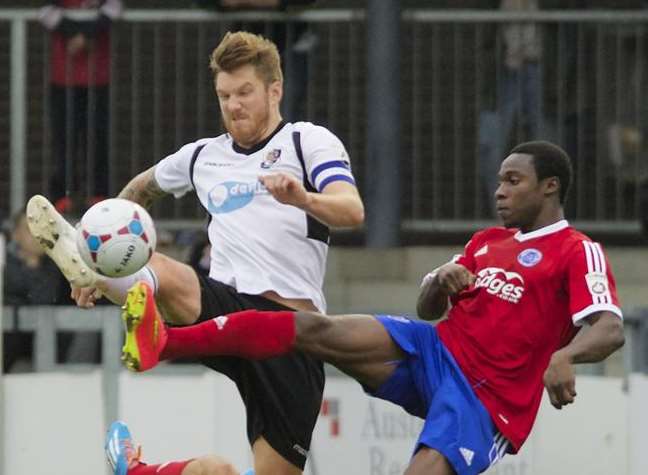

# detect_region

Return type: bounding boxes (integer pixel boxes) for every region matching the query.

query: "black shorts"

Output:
[194,273,325,470]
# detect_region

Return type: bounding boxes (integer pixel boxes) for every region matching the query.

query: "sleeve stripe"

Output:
[595,242,606,274]
[582,241,611,305]
[583,240,604,273]
[593,242,610,304]
[583,241,594,272]
[318,174,355,192]
[597,294,610,305]
[311,160,350,184]
[592,242,602,272]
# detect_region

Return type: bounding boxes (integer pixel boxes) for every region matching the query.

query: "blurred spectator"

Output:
[2,207,73,372]
[39,0,123,213]
[3,207,70,306]
[195,0,317,121]
[603,20,648,212]
[478,0,545,212]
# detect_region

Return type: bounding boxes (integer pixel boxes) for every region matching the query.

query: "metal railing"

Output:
[4,304,646,374]
[1,9,647,237]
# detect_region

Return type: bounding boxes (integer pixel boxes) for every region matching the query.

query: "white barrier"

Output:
[3,371,639,474]
[310,376,626,475]
[629,374,648,475]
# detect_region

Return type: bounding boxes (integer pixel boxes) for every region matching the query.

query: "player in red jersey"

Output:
[120,141,625,474]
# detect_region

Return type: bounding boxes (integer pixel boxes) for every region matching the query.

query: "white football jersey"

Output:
[154,121,356,312]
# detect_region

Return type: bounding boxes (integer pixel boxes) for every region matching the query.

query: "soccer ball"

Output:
[76,198,157,277]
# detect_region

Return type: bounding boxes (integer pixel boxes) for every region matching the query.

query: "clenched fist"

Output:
[259,173,311,208]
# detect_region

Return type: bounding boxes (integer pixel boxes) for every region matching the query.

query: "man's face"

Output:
[215,65,281,148]
[495,153,548,230]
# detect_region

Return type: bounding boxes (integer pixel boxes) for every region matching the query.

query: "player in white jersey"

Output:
[156,119,354,313]
[27,31,364,475]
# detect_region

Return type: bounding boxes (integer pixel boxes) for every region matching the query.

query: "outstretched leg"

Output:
[123,281,404,391]
[292,311,405,389]
[27,196,309,475]
[105,420,239,475]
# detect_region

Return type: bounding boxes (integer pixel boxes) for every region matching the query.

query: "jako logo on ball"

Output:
[76,199,157,277]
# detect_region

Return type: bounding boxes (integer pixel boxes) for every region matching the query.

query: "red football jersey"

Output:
[436,220,622,452]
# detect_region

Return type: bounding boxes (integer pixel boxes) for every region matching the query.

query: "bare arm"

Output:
[543,311,625,409]
[416,273,449,321]
[416,263,476,321]
[117,167,168,210]
[259,174,365,228]
[300,181,364,228]
[556,312,625,364]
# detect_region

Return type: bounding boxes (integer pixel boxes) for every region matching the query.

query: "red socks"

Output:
[161,309,296,361]
[129,460,191,474]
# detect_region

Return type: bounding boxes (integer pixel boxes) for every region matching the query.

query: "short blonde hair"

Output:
[209,31,283,86]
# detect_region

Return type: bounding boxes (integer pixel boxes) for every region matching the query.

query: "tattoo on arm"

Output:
[117,169,166,210]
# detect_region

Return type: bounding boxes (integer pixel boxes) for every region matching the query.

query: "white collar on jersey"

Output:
[514,219,569,242]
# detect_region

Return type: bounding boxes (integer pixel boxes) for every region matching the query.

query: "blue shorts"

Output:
[369,315,509,475]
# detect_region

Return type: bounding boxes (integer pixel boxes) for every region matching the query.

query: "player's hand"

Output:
[71,286,102,309]
[543,351,577,410]
[259,173,311,208]
[435,263,476,296]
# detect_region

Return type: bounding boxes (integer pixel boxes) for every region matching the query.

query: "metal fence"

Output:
[4,304,647,374]
[1,9,648,235]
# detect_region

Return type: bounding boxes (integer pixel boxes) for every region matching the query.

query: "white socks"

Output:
[98,265,159,305]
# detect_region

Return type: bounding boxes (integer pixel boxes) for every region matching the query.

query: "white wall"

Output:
[2,371,643,475]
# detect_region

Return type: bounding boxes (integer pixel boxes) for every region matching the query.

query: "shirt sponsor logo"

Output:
[517,248,542,267]
[475,267,525,303]
[260,148,282,169]
[207,181,267,214]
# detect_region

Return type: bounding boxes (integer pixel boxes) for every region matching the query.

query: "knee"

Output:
[188,455,238,475]
[148,253,201,325]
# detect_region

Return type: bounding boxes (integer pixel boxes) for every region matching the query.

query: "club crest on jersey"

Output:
[517,248,542,267]
[260,149,282,169]
[475,267,525,303]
